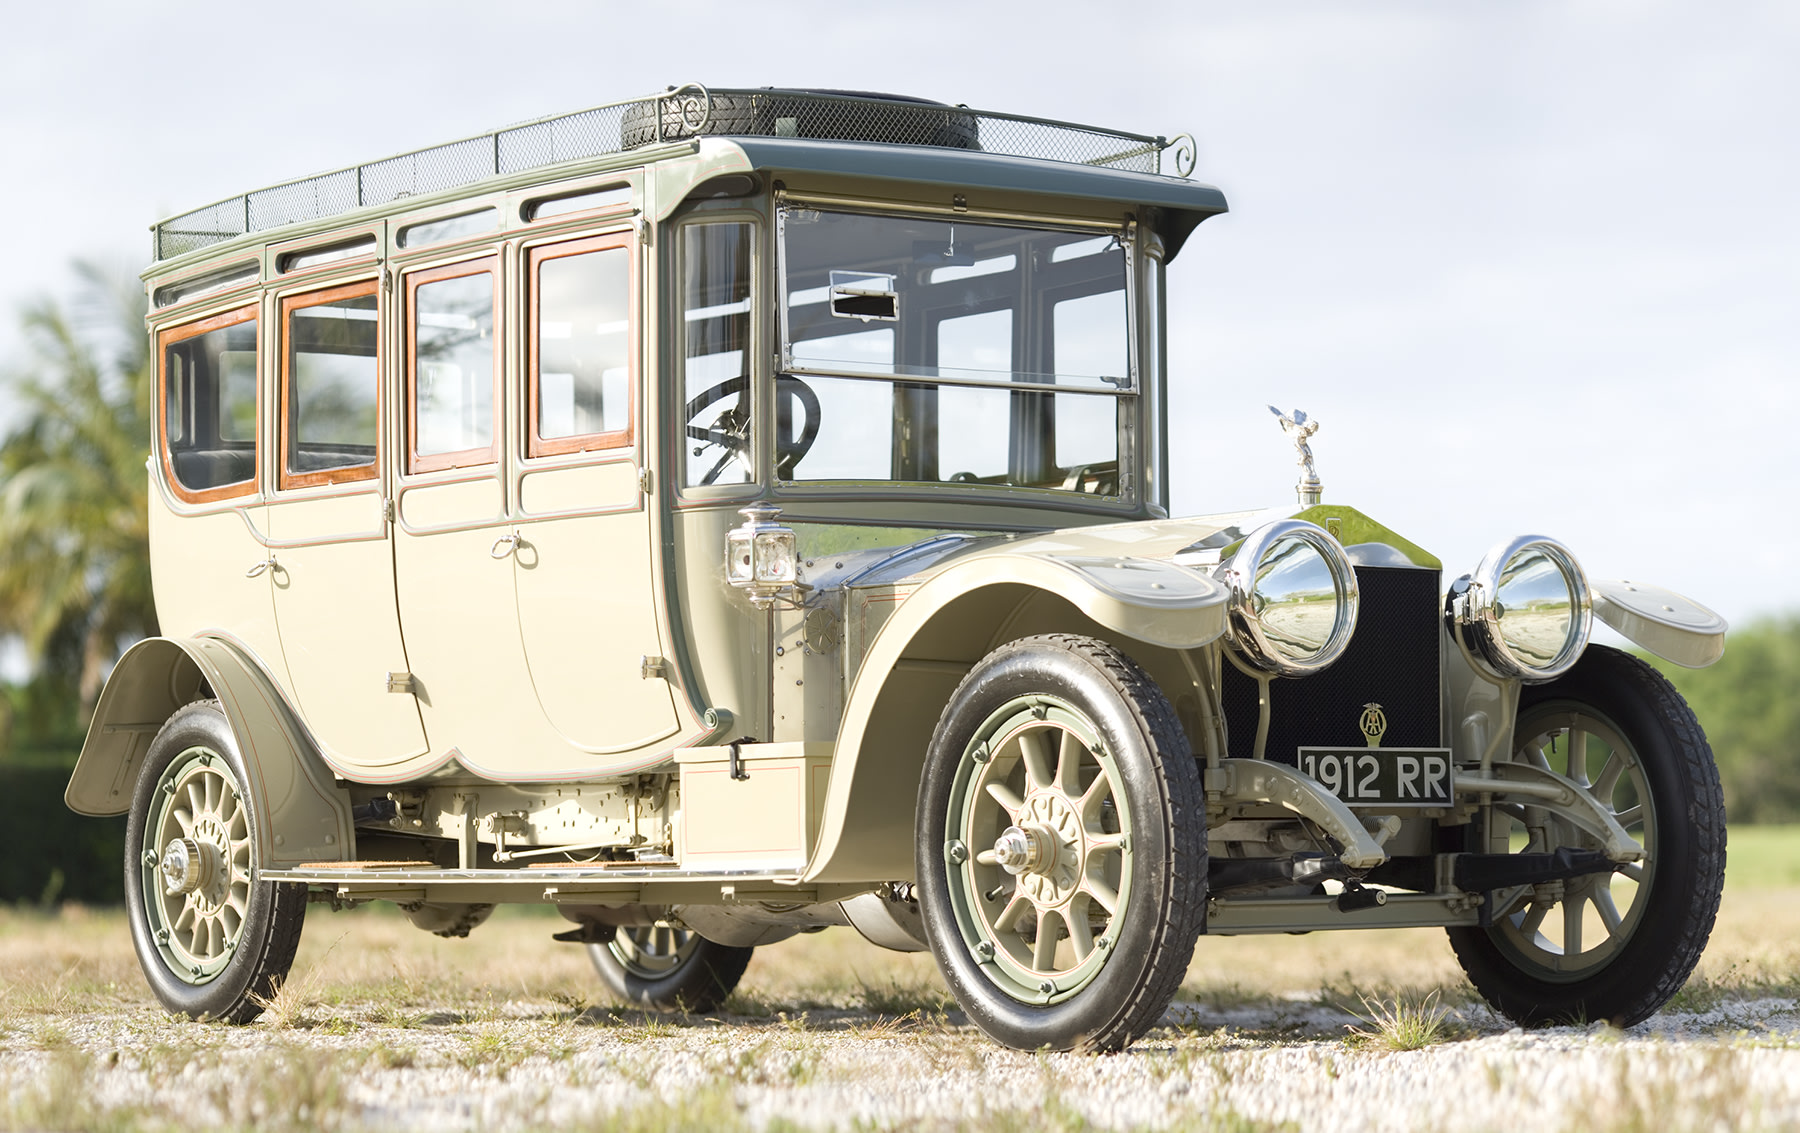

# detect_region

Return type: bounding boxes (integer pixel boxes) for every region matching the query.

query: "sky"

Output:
[1,0,1794,634]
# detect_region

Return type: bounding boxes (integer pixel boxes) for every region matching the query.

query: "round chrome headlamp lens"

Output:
[1450,535,1592,682]
[1214,520,1359,677]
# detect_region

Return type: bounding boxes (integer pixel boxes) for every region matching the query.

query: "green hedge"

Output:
[0,764,124,905]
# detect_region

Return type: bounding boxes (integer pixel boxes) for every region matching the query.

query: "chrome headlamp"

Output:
[725,503,798,608]
[1213,520,1359,677]
[1449,535,1591,682]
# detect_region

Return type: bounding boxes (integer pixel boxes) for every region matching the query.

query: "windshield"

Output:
[777,208,1132,496]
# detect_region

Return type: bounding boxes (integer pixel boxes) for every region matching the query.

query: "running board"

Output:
[259,863,817,904]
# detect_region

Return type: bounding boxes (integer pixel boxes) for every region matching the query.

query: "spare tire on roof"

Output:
[621,88,980,151]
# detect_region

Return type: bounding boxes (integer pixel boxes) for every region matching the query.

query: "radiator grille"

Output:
[1221,565,1442,761]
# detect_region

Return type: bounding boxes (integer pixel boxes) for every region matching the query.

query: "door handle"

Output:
[245,557,278,578]
[490,534,520,559]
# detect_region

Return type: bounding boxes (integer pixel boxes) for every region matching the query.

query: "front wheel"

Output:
[587,923,753,1012]
[124,701,307,1023]
[1448,645,1726,1026]
[916,634,1206,1052]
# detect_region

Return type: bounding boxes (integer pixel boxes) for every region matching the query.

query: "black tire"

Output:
[1448,645,1726,1026]
[915,634,1206,1052]
[124,701,307,1023]
[622,89,979,151]
[587,923,753,1012]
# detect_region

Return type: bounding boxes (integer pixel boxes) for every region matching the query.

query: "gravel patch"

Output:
[6,997,1800,1131]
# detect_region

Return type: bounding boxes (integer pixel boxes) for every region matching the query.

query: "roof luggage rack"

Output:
[150,84,1197,262]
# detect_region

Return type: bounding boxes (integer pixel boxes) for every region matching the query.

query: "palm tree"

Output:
[0,261,157,717]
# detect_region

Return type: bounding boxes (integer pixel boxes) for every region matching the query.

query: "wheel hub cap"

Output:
[992,824,1054,876]
[1012,794,1084,906]
[160,836,215,896]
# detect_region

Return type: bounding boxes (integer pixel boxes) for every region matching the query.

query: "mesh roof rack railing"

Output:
[151,85,1198,262]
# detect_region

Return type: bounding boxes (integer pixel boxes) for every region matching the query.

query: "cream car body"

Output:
[68,88,1729,1049]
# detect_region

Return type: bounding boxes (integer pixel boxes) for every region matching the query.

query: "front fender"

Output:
[801,550,1227,883]
[1591,579,1727,668]
[65,635,353,867]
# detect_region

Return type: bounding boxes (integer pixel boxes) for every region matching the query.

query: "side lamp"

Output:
[726,503,801,608]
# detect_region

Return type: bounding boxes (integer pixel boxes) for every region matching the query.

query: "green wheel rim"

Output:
[609,925,702,980]
[1490,704,1657,979]
[139,747,254,985]
[944,694,1132,1004]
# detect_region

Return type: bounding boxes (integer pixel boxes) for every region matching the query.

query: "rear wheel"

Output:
[916,634,1205,1051]
[124,701,306,1023]
[587,923,753,1012]
[1448,646,1726,1026]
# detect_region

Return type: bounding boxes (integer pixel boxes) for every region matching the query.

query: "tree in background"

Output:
[1655,618,1800,825]
[0,261,157,722]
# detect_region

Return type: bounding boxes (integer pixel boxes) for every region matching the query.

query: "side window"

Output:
[529,235,632,456]
[407,259,497,472]
[160,306,258,502]
[281,281,378,488]
[681,222,754,487]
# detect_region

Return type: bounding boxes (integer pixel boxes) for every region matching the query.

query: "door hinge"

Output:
[382,497,395,524]
[639,655,668,680]
[638,467,654,496]
[386,671,416,694]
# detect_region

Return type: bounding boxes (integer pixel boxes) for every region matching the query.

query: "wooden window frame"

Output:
[527,232,635,459]
[405,257,499,475]
[279,279,381,491]
[157,304,259,505]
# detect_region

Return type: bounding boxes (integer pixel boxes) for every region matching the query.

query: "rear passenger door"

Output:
[153,304,287,683]
[265,273,428,768]
[389,253,553,772]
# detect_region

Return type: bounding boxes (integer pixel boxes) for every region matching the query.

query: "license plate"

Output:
[1293,748,1453,806]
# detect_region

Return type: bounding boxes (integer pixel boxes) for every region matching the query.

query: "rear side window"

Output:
[529,234,632,456]
[160,307,258,502]
[282,281,379,488]
[407,259,497,472]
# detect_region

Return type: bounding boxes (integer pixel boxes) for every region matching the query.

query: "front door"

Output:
[512,232,678,762]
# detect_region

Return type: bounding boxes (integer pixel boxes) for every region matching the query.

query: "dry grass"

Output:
[0,870,1795,1130]
[2,880,1797,1035]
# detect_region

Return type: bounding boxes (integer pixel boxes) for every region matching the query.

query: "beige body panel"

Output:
[66,636,352,867]
[392,469,552,777]
[396,474,504,532]
[149,496,291,692]
[665,506,770,740]
[266,489,428,768]
[675,743,833,871]
[390,464,686,779]
[514,456,681,758]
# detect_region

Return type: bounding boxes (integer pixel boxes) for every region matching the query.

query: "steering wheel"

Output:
[684,375,821,485]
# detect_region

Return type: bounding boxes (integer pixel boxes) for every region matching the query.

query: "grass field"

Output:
[1,825,1797,1131]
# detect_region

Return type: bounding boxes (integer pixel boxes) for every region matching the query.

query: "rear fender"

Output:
[65,636,353,867]
[802,552,1227,883]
